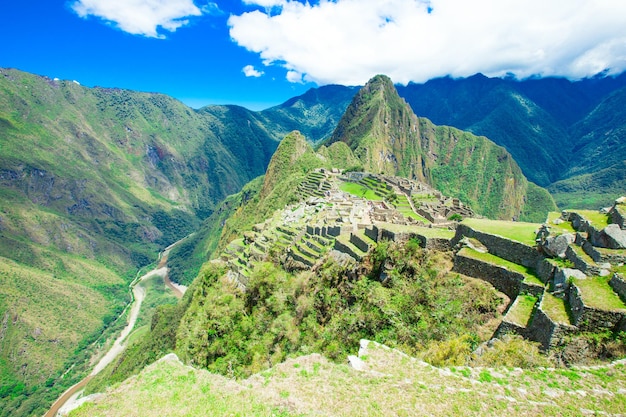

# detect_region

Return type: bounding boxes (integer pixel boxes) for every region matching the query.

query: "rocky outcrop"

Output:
[610,273,626,302]
[609,197,626,229]
[600,224,626,249]
[541,233,575,258]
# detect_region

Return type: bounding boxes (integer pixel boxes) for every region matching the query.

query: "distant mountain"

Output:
[395,73,626,207]
[327,75,555,221]
[258,84,359,142]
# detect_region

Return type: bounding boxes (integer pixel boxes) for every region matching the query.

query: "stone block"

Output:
[541,233,575,258]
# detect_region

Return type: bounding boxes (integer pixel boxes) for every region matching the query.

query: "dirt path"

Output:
[91,267,166,375]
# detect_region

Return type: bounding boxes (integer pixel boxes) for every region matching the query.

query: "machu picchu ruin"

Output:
[219,168,462,287]
[218,166,626,355]
[453,198,626,352]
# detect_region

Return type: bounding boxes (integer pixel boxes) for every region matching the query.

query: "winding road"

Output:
[44,245,184,417]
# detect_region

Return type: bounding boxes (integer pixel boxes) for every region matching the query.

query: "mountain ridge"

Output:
[327,74,555,221]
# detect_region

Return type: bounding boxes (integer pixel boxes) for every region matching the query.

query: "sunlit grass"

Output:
[575,210,611,229]
[546,212,576,234]
[463,218,540,245]
[505,295,537,327]
[339,181,383,201]
[573,277,626,311]
[541,293,572,325]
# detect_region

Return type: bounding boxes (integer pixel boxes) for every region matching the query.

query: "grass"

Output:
[505,295,537,327]
[339,181,383,201]
[546,212,576,234]
[460,247,543,285]
[462,218,540,246]
[570,244,597,266]
[393,194,430,223]
[574,210,611,229]
[68,342,626,417]
[573,276,626,311]
[541,293,572,325]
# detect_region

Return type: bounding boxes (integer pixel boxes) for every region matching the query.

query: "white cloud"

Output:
[286,70,303,83]
[242,0,287,8]
[243,65,265,77]
[71,0,202,38]
[229,0,626,85]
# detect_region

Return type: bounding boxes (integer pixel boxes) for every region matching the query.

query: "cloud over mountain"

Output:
[71,0,203,38]
[229,0,626,85]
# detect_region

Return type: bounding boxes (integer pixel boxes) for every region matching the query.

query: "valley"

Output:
[0,67,625,416]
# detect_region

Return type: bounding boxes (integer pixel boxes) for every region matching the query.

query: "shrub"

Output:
[471,335,551,368]
[423,334,474,366]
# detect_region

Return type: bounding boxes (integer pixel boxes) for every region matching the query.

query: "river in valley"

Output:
[44,246,185,417]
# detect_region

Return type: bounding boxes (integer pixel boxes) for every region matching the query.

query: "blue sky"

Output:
[2,1,626,111]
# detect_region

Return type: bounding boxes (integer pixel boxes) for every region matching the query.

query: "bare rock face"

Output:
[603,224,626,249]
[542,233,575,258]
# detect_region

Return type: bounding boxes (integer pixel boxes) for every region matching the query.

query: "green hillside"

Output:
[397,73,626,208]
[328,75,555,221]
[0,68,281,416]
[68,344,626,417]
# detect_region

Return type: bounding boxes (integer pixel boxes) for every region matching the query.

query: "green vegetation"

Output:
[4,68,626,417]
[133,273,179,330]
[541,293,572,325]
[327,75,556,221]
[392,194,429,222]
[573,277,626,311]
[175,243,502,378]
[505,295,538,327]
[84,278,195,395]
[574,210,611,229]
[0,67,285,416]
[339,182,382,200]
[470,335,551,368]
[68,335,626,417]
[546,212,576,234]
[462,218,540,245]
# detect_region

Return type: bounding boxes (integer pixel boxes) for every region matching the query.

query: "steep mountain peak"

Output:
[260,130,316,199]
[328,74,555,220]
[328,74,428,181]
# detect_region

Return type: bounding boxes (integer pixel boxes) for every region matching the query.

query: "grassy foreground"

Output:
[70,342,626,417]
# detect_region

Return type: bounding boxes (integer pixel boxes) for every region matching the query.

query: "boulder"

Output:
[554,267,586,289]
[603,224,626,249]
[542,233,575,258]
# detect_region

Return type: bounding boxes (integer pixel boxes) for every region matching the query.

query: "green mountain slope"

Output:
[396,73,626,207]
[259,85,358,143]
[328,75,555,221]
[0,68,283,416]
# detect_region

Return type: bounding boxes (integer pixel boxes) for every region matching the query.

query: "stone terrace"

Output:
[453,197,626,350]
[220,170,461,288]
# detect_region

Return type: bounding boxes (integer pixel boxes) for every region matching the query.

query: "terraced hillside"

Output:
[452,199,626,358]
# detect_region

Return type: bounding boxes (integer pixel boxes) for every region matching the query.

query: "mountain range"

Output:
[0,66,624,416]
